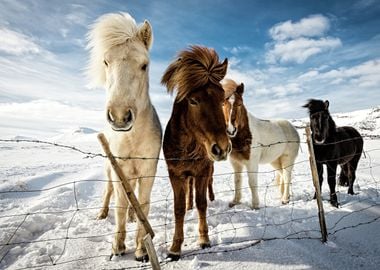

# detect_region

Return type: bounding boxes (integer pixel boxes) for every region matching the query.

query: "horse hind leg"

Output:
[279,155,294,205]
[347,155,361,195]
[186,177,194,211]
[229,159,244,208]
[339,164,349,187]
[97,165,113,219]
[271,158,284,200]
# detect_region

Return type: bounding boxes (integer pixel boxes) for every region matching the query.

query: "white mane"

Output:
[86,13,138,87]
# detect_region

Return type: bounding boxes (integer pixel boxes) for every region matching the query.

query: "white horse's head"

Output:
[87,13,153,132]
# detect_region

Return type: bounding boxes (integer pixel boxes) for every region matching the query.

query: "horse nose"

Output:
[107,108,134,132]
[211,142,230,161]
[211,144,222,157]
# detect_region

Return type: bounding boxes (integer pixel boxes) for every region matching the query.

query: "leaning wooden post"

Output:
[98,133,161,270]
[305,127,328,242]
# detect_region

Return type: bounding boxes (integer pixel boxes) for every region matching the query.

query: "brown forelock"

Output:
[222,78,239,99]
[161,45,228,102]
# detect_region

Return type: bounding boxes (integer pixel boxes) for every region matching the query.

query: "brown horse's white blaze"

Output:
[222,79,300,208]
[87,13,162,261]
[162,46,230,261]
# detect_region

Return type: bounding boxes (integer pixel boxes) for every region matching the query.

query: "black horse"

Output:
[303,99,363,207]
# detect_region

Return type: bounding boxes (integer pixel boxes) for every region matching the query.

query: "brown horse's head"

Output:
[162,45,231,161]
[222,79,245,138]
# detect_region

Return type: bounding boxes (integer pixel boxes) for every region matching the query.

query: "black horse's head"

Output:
[303,99,334,144]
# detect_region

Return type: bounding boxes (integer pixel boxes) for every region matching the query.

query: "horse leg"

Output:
[229,159,243,207]
[314,162,324,199]
[208,176,215,202]
[270,158,283,199]
[195,174,210,249]
[168,175,186,261]
[280,156,294,205]
[186,177,194,211]
[327,162,338,207]
[97,164,113,219]
[247,162,260,209]
[134,176,154,261]
[339,164,349,187]
[347,155,360,195]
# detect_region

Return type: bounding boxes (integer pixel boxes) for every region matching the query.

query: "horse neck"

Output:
[326,113,337,139]
[170,101,206,158]
[231,104,252,157]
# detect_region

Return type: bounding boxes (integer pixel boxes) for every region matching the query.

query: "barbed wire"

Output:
[0,136,379,269]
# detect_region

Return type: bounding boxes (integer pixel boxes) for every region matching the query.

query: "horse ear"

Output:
[137,20,153,49]
[220,58,228,78]
[324,100,329,110]
[236,83,244,95]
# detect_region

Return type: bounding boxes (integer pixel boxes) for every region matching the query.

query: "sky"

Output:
[0,0,379,121]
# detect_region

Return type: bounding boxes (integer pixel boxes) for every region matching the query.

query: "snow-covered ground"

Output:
[0,101,379,270]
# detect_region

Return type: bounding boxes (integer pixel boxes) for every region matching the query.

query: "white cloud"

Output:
[266,37,341,64]
[298,59,380,88]
[269,14,330,41]
[0,27,41,55]
[266,15,341,64]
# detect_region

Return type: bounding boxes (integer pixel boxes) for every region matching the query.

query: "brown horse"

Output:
[162,45,231,260]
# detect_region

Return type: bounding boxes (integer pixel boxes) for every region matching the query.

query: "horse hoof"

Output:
[96,208,109,220]
[348,189,355,195]
[200,242,211,249]
[281,200,289,205]
[330,196,339,208]
[228,201,237,208]
[112,242,126,256]
[135,254,149,262]
[330,201,339,208]
[167,253,181,261]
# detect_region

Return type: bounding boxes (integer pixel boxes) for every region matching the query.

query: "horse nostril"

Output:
[107,110,115,123]
[211,144,222,157]
[124,110,133,124]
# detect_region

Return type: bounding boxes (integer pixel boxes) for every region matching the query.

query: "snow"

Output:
[0,100,379,270]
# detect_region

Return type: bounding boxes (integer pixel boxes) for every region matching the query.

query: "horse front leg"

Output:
[134,175,154,261]
[168,175,186,261]
[195,175,210,249]
[327,162,338,207]
[97,165,113,219]
[112,182,127,255]
[313,162,324,199]
[247,162,260,209]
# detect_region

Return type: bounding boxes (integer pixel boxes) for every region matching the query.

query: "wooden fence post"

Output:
[97,133,161,269]
[305,127,328,242]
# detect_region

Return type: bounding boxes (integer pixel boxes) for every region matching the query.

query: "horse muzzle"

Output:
[107,109,134,132]
[209,142,231,161]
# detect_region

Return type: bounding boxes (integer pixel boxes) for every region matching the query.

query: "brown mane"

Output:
[161,45,228,102]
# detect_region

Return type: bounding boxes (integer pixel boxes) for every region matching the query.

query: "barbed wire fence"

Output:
[0,132,379,269]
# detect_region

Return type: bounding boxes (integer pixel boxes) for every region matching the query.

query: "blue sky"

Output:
[0,0,379,120]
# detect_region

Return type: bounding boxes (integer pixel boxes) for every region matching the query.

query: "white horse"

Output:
[222,79,299,209]
[87,13,162,260]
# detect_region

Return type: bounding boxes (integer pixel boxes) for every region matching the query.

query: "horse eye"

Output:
[189,98,199,106]
[141,63,147,71]
[104,60,108,67]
